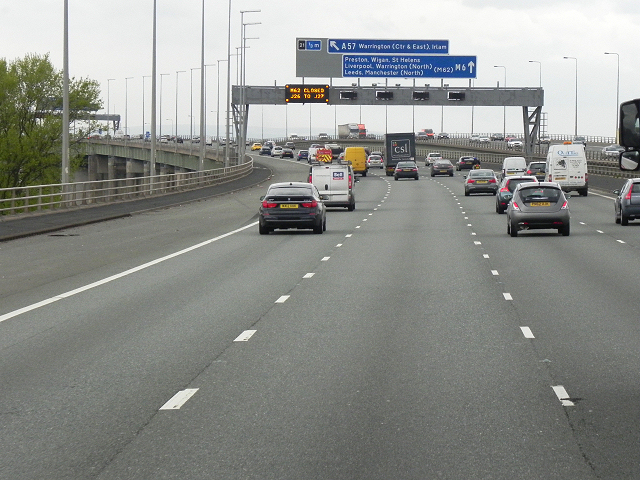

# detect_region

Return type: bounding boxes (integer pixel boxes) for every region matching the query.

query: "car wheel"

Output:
[615,208,621,224]
[258,223,269,235]
[510,220,518,237]
[415,176,419,180]
[579,188,588,197]
[313,221,323,234]
[430,173,435,177]
[362,171,367,177]
[621,214,629,226]
[322,217,327,231]
[348,202,355,211]
[449,173,454,177]
[464,190,470,196]
[561,224,570,236]
[394,176,398,181]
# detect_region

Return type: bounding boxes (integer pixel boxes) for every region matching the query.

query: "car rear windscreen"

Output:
[520,187,561,203]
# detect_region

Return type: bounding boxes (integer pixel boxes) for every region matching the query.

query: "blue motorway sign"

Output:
[343,54,477,78]
[328,39,448,55]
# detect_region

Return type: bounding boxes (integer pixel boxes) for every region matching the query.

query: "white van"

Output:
[308,163,355,210]
[501,156,527,178]
[546,144,588,196]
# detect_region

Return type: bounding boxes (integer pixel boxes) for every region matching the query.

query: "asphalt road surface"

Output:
[0,155,638,479]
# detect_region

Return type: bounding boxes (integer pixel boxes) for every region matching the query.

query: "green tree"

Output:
[0,53,102,189]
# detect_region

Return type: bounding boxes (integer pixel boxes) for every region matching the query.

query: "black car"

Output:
[259,145,272,155]
[495,175,538,214]
[394,161,419,180]
[280,147,294,158]
[258,182,327,234]
[525,162,547,182]
[464,169,499,196]
[613,178,640,225]
[456,156,480,171]
[430,160,454,177]
[490,133,505,141]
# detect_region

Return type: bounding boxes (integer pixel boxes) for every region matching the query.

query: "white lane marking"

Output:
[345,234,352,238]
[617,239,626,244]
[462,211,466,214]
[374,208,378,210]
[471,232,477,236]
[303,273,315,279]
[552,385,575,406]
[596,230,604,234]
[464,217,469,220]
[503,293,513,300]
[275,295,290,303]
[483,254,490,259]
[234,330,257,341]
[368,213,373,216]
[588,191,616,200]
[321,256,330,261]
[160,388,199,410]
[0,222,259,324]
[491,270,499,276]
[356,226,361,229]
[459,206,463,209]
[520,326,535,338]
[336,243,343,247]
[579,222,586,225]
[474,241,482,245]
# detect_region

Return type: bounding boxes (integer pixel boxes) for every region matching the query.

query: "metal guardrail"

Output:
[0,160,253,216]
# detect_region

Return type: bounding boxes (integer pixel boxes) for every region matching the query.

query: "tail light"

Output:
[548,174,553,182]
[301,200,318,208]
[262,200,277,208]
[412,168,418,172]
[500,187,509,193]
[625,188,632,200]
[348,174,353,189]
[560,201,569,209]
[511,202,520,211]
[467,179,475,184]
[489,178,496,184]
[585,172,589,183]
[307,174,312,183]
[526,169,532,174]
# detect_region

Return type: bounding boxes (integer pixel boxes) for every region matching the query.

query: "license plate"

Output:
[279,204,298,209]
[476,180,488,184]
[530,202,551,207]
[403,169,412,172]
[555,176,566,181]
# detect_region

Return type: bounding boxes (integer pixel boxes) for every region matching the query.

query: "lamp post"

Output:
[190,68,199,144]
[217,59,228,162]
[494,65,506,137]
[166,119,174,138]
[604,52,620,138]
[528,60,541,87]
[125,76,133,140]
[142,75,150,141]
[239,10,260,160]
[107,78,115,139]
[159,73,169,140]
[175,70,185,141]
[225,0,232,167]
[563,56,578,137]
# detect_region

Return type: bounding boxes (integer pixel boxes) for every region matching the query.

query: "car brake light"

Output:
[625,188,632,200]
[262,200,277,208]
[467,179,475,183]
[526,170,532,174]
[307,174,312,183]
[585,172,589,183]
[548,174,552,182]
[512,202,520,211]
[489,178,496,184]
[348,174,353,189]
[500,187,509,193]
[301,200,318,208]
[560,201,568,209]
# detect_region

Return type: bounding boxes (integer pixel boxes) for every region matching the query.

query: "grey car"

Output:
[613,178,640,225]
[506,182,570,237]
[464,169,498,196]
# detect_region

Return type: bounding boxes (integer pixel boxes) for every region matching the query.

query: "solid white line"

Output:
[0,222,259,324]
[303,273,315,279]
[503,293,513,300]
[589,190,616,200]
[275,295,290,303]
[491,270,499,276]
[159,388,199,410]
[552,385,575,406]
[520,326,535,338]
[234,329,257,341]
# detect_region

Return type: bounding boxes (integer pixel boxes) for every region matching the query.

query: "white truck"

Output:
[545,144,588,196]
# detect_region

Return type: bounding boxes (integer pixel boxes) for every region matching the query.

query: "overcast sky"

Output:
[3,0,639,139]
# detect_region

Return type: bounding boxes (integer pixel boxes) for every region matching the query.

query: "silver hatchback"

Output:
[506,182,570,237]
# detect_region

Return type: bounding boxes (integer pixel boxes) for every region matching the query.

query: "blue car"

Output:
[297,149,309,162]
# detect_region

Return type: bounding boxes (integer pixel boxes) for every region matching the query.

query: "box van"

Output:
[343,146,368,176]
[546,144,588,196]
[501,156,527,178]
[308,163,355,210]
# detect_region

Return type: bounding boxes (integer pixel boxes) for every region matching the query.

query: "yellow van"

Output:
[343,147,368,176]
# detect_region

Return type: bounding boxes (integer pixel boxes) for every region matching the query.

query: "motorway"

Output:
[0,154,638,479]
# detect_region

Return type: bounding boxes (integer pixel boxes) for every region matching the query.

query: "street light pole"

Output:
[563,56,578,137]
[217,59,228,162]
[604,52,620,138]
[159,73,169,140]
[528,60,541,87]
[190,68,199,144]
[125,76,133,140]
[175,70,185,141]
[239,10,260,161]
[142,75,150,141]
[166,119,173,138]
[494,65,506,137]
[107,78,115,139]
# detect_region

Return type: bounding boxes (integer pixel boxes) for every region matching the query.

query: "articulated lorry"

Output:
[383,133,416,176]
[338,123,367,139]
[619,99,640,171]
